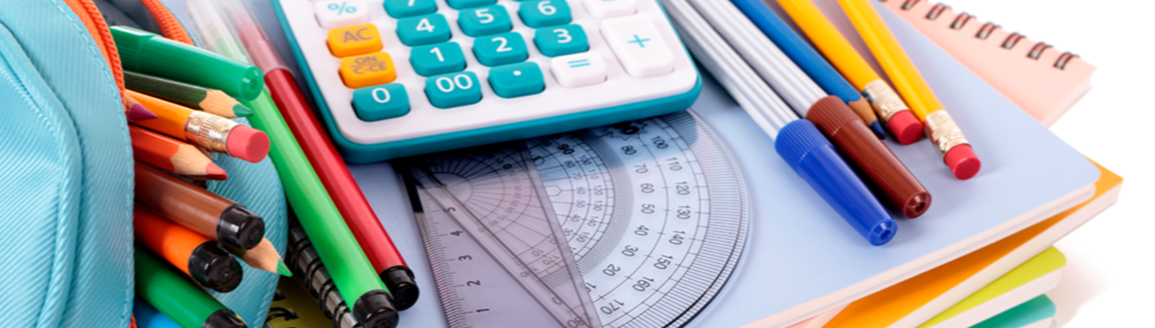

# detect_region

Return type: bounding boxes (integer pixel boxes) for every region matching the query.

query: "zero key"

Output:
[600,15,674,78]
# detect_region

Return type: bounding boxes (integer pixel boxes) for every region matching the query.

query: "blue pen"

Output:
[728,0,887,139]
[663,0,896,245]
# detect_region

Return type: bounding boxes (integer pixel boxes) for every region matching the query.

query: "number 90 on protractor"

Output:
[403,110,748,328]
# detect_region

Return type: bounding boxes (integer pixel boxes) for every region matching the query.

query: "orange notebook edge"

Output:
[816,161,1121,328]
[879,0,1096,127]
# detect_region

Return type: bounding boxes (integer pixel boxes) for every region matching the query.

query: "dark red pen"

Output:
[225,2,419,310]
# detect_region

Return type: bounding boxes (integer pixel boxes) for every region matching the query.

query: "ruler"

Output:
[404,111,749,328]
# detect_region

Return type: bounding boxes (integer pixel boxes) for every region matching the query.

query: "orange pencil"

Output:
[134,206,243,293]
[123,92,158,122]
[129,90,270,163]
[129,125,227,180]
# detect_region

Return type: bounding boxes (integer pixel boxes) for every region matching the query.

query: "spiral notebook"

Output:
[879,0,1096,127]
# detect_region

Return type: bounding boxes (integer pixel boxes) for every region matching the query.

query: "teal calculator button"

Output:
[457,5,512,37]
[533,24,588,57]
[396,13,452,46]
[425,71,483,108]
[410,42,467,76]
[518,0,572,28]
[384,0,437,18]
[487,62,545,98]
[447,0,496,9]
[353,84,410,121]
[472,32,529,66]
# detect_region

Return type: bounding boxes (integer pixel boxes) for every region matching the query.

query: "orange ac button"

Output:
[339,52,397,88]
[327,23,383,57]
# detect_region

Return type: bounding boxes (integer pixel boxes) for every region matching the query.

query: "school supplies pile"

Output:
[188,0,1119,326]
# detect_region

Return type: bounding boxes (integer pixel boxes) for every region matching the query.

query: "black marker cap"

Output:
[353,290,398,328]
[216,204,265,250]
[381,266,419,311]
[189,241,243,293]
[204,308,247,328]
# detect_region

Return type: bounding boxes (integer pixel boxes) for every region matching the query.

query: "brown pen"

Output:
[134,161,266,250]
[807,96,932,218]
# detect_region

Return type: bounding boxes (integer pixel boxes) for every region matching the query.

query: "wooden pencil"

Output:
[123,92,158,122]
[129,125,227,180]
[125,71,253,118]
[238,238,291,277]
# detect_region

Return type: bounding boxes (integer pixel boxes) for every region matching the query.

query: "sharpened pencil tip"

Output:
[277,261,292,277]
[231,103,254,117]
[204,162,229,180]
[868,120,886,140]
[127,103,158,122]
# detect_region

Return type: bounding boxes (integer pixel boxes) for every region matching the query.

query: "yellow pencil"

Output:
[836,0,981,180]
[777,0,923,145]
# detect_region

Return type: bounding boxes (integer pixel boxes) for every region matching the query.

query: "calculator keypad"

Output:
[308,0,685,125]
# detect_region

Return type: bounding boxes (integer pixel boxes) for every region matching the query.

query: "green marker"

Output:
[111,26,264,101]
[243,90,398,328]
[185,2,398,325]
[135,245,246,328]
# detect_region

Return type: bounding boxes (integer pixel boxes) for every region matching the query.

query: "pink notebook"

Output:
[878,0,1096,127]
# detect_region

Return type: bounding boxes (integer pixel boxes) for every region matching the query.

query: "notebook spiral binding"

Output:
[885,0,1079,70]
[284,219,362,328]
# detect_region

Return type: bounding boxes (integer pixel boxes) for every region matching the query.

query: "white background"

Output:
[936,0,1155,326]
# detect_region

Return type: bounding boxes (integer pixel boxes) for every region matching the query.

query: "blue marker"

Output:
[728,0,888,139]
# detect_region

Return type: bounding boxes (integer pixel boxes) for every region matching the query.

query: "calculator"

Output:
[272,0,701,163]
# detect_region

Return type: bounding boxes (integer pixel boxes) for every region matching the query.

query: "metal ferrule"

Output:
[862,80,908,121]
[183,111,237,154]
[923,110,969,157]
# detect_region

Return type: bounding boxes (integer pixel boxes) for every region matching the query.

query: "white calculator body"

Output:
[273,0,700,163]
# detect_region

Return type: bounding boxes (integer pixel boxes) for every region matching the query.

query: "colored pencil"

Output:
[134,161,266,251]
[224,0,418,309]
[123,92,158,122]
[837,0,982,180]
[727,0,885,139]
[134,245,247,328]
[186,1,400,325]
[129,90,268,163]
[662,0,897,245]
[237,238,291,277]
[134,206,243,292]
[775,0,924,144]
[129,125,228,180]
[689,0,931,218]
[125,71,253,118]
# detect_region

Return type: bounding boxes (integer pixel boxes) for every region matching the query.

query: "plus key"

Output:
[601,16,674,78]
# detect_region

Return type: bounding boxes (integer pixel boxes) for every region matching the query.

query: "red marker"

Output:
[219,0,419,310]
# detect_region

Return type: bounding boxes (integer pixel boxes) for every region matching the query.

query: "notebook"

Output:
[920,247,1065,328]
[878,0,1095,127]
[819,162,1119,328]
[971,295,1056,328]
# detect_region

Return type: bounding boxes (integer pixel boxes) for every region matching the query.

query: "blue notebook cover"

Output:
[219,0,1098,326]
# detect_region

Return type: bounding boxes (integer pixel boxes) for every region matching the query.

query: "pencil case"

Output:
[0,1,287,327]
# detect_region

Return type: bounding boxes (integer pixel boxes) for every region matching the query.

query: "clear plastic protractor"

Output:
[410,111,749,328]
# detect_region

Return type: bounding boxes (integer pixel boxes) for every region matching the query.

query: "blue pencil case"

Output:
[0,1,286,327]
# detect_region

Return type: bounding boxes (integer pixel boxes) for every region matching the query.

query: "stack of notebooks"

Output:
[256,0,1114,327]
[702,0,1108,327]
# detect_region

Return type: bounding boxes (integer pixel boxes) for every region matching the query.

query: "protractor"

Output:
[406,110,749,328]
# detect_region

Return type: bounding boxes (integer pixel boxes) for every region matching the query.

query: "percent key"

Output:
[315,0,369,28]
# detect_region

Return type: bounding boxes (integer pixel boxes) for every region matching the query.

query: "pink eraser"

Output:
[944,144,981,180]
[886,110,924,145]
[226,126,270,163]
